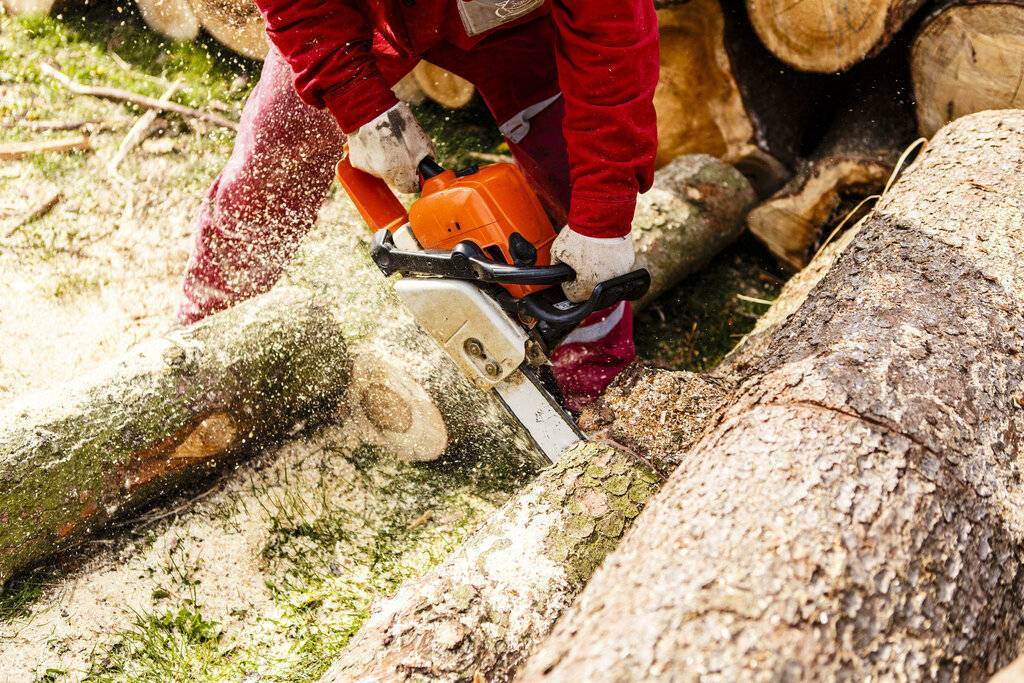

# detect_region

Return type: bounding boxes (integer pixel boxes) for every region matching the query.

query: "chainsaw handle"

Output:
[519,269,651,348]
[371,229,575,285]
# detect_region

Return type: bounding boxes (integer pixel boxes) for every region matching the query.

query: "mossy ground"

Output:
[1,6,789,681]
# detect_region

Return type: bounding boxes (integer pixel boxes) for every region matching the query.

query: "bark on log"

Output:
[188,0,268,60]
[632,154,756,309]
[0,287,349,588]
[911,0,1024,137]
[746,0,927,73]
[655,0,826,196]
[747,48,917,270]
[521,109,1024,680]
[321,374,728,683]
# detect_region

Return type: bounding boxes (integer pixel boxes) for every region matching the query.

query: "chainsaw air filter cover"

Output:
[408,162,557,299]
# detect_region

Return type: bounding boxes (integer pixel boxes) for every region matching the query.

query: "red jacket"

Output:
[255,0,659,238]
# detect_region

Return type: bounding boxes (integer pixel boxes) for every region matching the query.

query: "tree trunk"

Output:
[632,154,756,309]
[521,109,1024,681]
[746,0,927,73]
[911,0,1024,137]
[747,46,917,270]
[655,0,826,196]
[188,0,269,60]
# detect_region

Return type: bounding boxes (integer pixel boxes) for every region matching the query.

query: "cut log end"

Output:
[412,62,475,110]
[189,0,269,60]
[348,352,448,463]
[912,0,1024,137]
[747,158,890,270]
[1,0,56,13]
[655,0,793,194]
[136,0,201,42]
[746,0,919,72]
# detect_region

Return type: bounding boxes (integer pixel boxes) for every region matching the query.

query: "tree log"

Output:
[747,0,927,73]
[911,0,1024,137]
[1,0,56,14]
[655,0,825,195]
[747,47,917,270]
[412,62,476,110]
[135,0,201,42]
[0,287,349,588]
[632,154,756,309]
[188,0,269,60]
[521,109,1024,680]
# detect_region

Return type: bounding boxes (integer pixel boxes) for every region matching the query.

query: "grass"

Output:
[635,234,787,372]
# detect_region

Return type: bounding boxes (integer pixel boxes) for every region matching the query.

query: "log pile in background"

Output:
[911,0,1024,136]
[654,0,826,195]
[746,46,917,270]
[745,0,928,72]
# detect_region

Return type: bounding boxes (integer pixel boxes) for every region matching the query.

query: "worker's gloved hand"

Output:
[551,227,636,303]
[347,102,435,194]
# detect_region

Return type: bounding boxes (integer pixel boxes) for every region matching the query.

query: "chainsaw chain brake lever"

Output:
[371,228,575,286]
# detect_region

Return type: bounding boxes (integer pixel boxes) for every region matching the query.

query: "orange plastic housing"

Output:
[410,163,557,298]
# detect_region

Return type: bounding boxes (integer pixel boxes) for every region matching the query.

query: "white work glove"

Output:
[551,227,636,303]
[347,102,435,194]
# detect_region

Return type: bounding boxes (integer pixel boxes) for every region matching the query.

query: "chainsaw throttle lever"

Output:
[371,228,575,286]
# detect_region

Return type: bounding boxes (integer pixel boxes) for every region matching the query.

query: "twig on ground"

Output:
[108,81,181,176]
[0,135,91,160]
[14,118,130,133]
[3,189,62,238]
[39,63,239,131]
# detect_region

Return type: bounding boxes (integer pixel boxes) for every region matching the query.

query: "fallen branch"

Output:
[3,189,61,238]
[39,63,239,131]
[0,135,90,160]
[108,82,181,176]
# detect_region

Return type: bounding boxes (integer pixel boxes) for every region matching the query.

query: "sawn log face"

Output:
[521,110,1024,681]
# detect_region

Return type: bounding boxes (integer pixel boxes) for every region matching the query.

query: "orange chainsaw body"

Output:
[337,156,557,299]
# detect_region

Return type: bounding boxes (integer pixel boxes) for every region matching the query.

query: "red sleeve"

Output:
[256,0,399,133]
[549,0,660,238]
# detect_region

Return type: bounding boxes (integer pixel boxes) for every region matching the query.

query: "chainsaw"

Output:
[336,154,650,463]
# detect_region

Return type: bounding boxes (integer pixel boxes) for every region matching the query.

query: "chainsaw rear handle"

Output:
[335,153,451,235]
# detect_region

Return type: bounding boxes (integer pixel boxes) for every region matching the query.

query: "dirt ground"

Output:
[0,5,784,681]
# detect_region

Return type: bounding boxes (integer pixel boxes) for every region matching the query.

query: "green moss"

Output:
[635,234,788,371]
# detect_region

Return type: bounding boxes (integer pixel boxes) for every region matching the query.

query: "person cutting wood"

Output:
[179,0,660,411]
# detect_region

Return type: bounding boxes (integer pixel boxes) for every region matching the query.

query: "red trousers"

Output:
[180,46,633,411]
